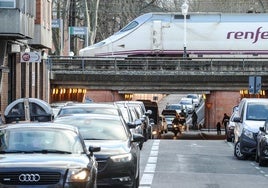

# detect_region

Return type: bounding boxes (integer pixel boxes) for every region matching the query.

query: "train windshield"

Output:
[120,21,139,32]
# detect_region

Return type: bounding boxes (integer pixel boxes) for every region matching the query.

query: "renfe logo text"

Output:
[226,27,268,43]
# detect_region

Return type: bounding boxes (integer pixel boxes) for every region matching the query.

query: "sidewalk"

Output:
[178,129,226,140]
[159,129,226,140]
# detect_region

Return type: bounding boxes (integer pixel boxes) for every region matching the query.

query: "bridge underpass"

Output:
[48,56,268,127]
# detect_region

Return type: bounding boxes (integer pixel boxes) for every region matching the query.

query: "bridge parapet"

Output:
[48,56,268,76]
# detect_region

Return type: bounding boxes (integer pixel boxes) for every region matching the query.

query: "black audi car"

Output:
[256,119,268,166]
[0,123,99,188]
[54,113,144,188]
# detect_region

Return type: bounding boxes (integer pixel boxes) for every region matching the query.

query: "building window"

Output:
[0,0,15,8]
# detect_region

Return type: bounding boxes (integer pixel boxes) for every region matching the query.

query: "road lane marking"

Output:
[140,140,160,187]
[148,156,158,163]
[140,174,154,185]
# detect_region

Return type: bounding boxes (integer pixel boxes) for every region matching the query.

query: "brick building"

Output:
[0,0,52,120]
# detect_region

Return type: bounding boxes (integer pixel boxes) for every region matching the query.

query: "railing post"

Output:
[82,59,85,72]
[210,58,213,74]
[114,58,117,73]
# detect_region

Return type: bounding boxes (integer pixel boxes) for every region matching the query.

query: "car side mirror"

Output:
[259,126,265,132]
[127,122,137,129]
[88,146,101,156]
[233,116,241,123]
[132,133,145,143]
[145,110,152,116]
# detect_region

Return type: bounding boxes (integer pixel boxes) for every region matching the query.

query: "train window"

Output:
[174,15,190,19]
[93,41,105,47]
[120,21,139,32]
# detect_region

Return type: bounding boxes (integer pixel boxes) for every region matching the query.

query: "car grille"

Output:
[253,133,258,141]
[97,159,108,172]
[0,172,61,185]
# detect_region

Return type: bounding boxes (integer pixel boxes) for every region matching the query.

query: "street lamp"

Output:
[181,0,189,58]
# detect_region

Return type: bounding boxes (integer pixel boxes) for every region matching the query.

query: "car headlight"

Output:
[243,129,254,139]
[67,168,90,182]
[111,153,132,162]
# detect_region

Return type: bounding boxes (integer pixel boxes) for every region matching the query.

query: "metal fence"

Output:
[48,56,268,76]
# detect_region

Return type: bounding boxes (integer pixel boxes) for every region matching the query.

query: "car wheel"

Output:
[259,157,265,166]
[226,135,232,142]
[255,147,259,162]
[234,141,246,160]
[139,142,143,150]
[132,171,139,188]
[258,150,266,166]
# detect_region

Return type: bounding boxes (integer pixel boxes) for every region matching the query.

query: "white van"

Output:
[233,98,268,160]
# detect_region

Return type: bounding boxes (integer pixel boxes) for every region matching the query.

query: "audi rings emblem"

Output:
[19,174,41,182]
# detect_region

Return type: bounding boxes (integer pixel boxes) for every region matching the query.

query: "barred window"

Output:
[0,0,15,8]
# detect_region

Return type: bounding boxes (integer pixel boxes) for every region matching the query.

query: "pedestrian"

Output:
[222,113,230,135]
[192,110,198,130]
[216,122,221,135]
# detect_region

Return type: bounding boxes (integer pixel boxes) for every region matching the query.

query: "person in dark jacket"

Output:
[216,122,221,135]
[192,110,198,130]
[222,113,230,135]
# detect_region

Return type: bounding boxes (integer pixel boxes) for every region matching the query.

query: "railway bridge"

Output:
[48,56,268,93]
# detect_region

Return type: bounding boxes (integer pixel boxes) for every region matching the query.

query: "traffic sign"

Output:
[249,76,261,94]
[20,52,41,63]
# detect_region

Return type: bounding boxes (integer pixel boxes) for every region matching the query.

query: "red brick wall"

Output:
[85,90,125,102]
[205,91,241,129]
[35,0,41,24]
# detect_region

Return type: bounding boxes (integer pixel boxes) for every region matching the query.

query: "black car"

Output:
[0,123,99,187]
[54,113,144,188]
[256,119,268,166]
[226,112,236,142]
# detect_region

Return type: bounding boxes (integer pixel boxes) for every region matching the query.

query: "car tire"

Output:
[226,134,233,142]
[255,146,260,162]
[259,154,266,166]
[133,171,139,188]
[226,135,232,142]
[139,142,143,150]
[234,141,246,160]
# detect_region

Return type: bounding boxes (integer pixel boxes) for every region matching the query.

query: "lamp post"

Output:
[181,0,189,58]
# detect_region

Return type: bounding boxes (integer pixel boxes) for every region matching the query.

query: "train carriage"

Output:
[79,12,268,57]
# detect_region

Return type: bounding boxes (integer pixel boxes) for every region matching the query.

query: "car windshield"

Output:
[166,105,182,110]
[55,117,128,140]
[58,107,119,116]
[187,94,198,99]
[180,100,192,105]
[165,116,175,122]
[246,102,268,121]
[0,128,84,154]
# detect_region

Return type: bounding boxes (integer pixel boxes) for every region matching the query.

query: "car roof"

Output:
[61,102,118,108]
[1,122,79,133]
[241,98,268,102]
[55,113,122,120]
[180,97,193,101]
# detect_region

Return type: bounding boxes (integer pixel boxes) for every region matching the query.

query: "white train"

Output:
[79,12,268,57]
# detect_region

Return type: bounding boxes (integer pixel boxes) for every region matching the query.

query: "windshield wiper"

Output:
[83,138,108,140]
[0,150,28,154]
[0,149,72,154]
[31,149,72,154]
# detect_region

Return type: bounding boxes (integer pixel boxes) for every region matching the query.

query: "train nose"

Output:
[79,48,85,56]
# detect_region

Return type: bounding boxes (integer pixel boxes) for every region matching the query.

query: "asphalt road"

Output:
[139,139,268,188]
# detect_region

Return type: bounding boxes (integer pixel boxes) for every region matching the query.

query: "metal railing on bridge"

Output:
[47,56,268,76]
